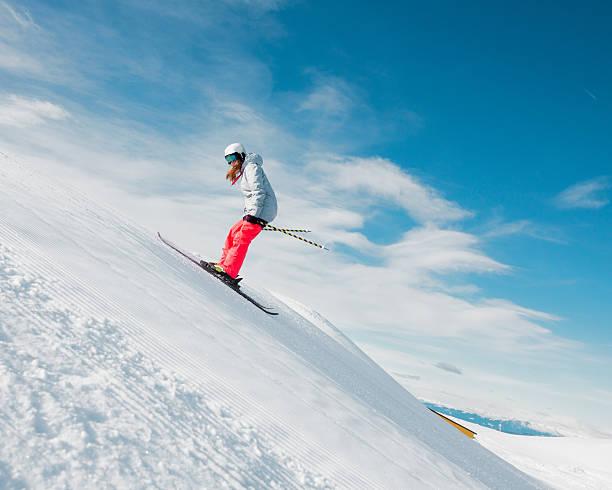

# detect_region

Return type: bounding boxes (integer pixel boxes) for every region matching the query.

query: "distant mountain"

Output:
[424,404,557,437]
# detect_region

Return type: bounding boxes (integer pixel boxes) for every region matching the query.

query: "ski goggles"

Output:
[225,154,238,164]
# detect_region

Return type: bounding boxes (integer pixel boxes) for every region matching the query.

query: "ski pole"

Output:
[264,224,329,250]
[263,227,311,233]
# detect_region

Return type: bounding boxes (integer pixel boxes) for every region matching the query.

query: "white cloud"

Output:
[554,177,610,209]
[298,79,355,117]
[1,0,37,29]
[484,219,567,244]
[0,4,73,83]
[293,72,423,150]
[225,0,287,12]
[485,219,531,237]
[385,226,508,274]
[0,94,70,127]
[305,156,472,225]
[435,362,462,375]
[215,101,264,124]
[0,40,48,77]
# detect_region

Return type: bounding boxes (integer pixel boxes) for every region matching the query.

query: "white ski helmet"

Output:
[224,142,246,158]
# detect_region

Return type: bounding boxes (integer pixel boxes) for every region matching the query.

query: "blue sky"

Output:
[1,0,611,433]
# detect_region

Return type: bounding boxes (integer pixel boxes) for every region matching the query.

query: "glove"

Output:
[243,215,267,228]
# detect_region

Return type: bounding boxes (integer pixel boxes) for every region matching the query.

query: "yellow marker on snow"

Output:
[429,409,477,439]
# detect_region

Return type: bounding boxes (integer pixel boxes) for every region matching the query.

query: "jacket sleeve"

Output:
[243,163,267,217]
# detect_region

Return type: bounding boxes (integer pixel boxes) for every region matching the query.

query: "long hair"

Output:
[226,157,244,182]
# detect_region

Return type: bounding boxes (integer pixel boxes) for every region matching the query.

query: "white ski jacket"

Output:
[239,153,277,223]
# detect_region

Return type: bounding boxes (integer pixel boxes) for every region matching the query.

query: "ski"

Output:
[157,232,278,315]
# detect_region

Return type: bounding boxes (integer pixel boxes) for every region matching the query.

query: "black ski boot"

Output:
[200,261,242,288]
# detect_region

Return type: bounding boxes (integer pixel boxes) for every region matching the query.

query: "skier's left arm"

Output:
[244,163,267,217]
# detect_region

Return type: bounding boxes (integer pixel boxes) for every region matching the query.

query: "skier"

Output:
[207,143,277,285]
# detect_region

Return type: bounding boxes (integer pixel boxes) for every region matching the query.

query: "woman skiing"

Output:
[207,143,277,285]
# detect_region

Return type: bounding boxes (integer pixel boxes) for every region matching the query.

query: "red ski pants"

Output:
[217,219,263,278]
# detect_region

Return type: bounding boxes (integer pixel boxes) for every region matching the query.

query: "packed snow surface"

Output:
[0,154,548,488]
[458,417,612,490]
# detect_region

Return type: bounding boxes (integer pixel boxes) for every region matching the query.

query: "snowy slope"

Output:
[453,418,612,490]
[0,153,547,488]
